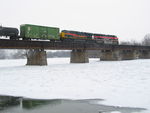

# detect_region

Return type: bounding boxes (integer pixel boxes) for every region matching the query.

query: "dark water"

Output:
[0,95,146,113]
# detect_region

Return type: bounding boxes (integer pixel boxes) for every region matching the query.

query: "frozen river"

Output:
[0,58,150,113]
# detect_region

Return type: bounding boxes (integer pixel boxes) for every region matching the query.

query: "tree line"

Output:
[120,34,150,46]
[0,50,70,59]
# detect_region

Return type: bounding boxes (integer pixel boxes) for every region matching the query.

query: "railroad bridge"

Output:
[0,39,150,65]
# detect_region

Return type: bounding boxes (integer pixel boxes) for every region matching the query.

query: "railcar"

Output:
[20,24,60,40]
[93,33,119,44]
[60,30,119,44]
[0,26,19,39]
[60,30,93,41]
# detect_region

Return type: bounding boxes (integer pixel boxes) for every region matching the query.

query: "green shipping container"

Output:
[20,24,60,40]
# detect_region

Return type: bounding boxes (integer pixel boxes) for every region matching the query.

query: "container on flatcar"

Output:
[20,24,60,40]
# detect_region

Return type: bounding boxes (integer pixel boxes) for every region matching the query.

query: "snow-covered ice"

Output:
[110,112,121,113]
[0,58,150,113]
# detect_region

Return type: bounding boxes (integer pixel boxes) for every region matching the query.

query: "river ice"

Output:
[0,58,150,113]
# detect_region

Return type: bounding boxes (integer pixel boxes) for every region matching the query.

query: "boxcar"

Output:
[20,24,60,40]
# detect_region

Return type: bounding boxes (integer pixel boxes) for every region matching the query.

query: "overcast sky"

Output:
[0,0,150,42]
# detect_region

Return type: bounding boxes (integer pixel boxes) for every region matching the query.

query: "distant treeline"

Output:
[120,33,150,46]
[0,50,71,59]
[0,50,101,59]
[0,50,26,59]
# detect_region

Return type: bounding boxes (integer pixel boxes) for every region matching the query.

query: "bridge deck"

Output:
[0,39,150,50]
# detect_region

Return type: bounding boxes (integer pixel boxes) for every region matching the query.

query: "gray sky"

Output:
[0,0,150,42]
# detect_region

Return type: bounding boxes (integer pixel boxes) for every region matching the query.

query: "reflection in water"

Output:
[22,99,61,109]
[0,95,147,113]
[0,95,20,110]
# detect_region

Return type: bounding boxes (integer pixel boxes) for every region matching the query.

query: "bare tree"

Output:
[142,34,150,46]
[120,41,131,45]
[120,40,141,45]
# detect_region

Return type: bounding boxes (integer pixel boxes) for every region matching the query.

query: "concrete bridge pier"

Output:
[26,49,47,65]
[70,49,89,63]
[138,50,150,59]
[121,50,138,60]
[100,49,122,61]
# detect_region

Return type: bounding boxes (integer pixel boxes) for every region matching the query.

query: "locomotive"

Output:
[0,24,119,44]
[60,30,118,44]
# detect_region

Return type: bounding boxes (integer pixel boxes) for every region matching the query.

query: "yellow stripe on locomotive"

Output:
[60,32,66,39]
[60,31,79,39]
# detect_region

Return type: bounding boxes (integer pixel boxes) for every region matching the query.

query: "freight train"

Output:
[0,24,119,44]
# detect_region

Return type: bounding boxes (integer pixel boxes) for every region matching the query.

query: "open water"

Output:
[0,95,146,113]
